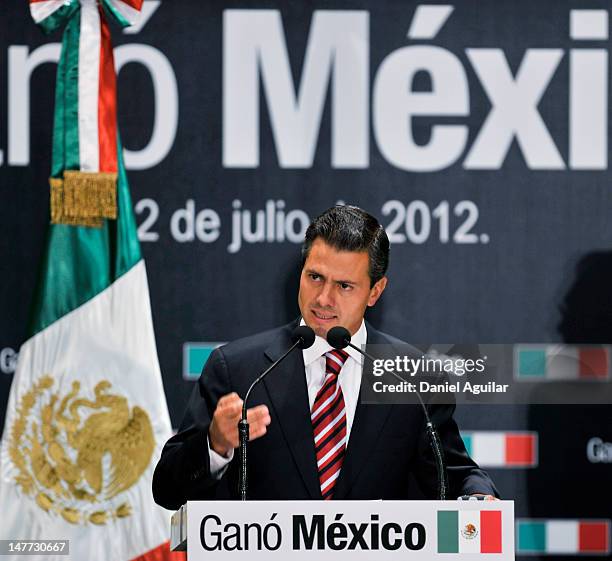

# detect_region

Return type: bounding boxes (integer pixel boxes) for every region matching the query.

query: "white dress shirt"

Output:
[207,320,367,477]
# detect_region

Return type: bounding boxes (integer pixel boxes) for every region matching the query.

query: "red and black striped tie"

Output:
[311,349,349,500]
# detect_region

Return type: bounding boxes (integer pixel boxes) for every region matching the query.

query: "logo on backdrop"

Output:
[2,5,609,172]
[8,376,155,525]
[586,437,612,463]
[0,347,17,375]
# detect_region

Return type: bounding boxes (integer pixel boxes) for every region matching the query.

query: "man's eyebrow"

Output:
[335,279,356,285]
[305,269,358,285]
[305,268,324,278]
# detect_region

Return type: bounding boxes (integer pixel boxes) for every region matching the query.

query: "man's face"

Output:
[298,238,387,338]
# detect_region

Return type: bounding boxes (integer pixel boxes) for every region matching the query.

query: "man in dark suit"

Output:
[153,206,498,510]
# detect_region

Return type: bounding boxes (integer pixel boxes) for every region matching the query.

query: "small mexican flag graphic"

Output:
[462,431,538,467]
[438,511,502,554]
[515,345,610,380]
[517,519,610,554]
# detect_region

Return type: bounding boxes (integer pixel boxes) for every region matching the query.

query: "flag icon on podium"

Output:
[438,510,503,553]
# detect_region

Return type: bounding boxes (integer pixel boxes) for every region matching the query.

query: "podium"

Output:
[171,500,514,560]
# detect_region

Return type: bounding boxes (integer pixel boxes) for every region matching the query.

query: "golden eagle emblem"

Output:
[9,376,155,525]
[461,523,479,540]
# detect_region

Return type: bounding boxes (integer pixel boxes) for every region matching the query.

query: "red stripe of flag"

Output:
[505,434,536,466]
[578,348,608,379]
[98,8,118,173]
[120,0,144,10]
[129,540,185,560]
[579,521,609,553]
[480,511,502,553]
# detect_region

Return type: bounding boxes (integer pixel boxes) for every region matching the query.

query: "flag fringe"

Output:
[50,171,117,227]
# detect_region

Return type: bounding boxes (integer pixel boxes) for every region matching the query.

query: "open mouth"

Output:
[312,309,337,321]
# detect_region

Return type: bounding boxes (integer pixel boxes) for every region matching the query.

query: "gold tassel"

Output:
[49,171,117,228]
[49,178,64,225]
[63,170,117,219]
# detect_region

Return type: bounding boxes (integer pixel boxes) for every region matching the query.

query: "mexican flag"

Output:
[438,510,503,554]
[461,431,538,468]
[0,2,175,560]
[516,345,609,380]
[517,519,610,555]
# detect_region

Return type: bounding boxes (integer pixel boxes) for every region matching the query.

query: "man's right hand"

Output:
[208,392,271,457]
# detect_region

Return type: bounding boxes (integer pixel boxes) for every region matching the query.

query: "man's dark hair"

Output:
[301,205,389,287]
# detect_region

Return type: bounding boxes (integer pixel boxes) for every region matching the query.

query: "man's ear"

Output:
[367,276,388,307]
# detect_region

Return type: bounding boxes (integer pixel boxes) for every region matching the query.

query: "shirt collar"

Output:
[300,318,367,367]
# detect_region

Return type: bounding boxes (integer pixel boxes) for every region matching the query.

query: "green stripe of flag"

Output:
[517,521,546,552]
[438,511,459,553]
[30,137,141,336]
[518,349,547,377]
[64,12,80,172]
[51,10,81,177]
[461,433,473,456]
[36,2,80,35]
[184,344,222,380]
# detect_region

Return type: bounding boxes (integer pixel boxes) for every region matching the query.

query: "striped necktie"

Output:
[311,349,349,500]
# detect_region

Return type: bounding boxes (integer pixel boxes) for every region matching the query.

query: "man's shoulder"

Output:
[216,321,421,359]
[218,321,295,360]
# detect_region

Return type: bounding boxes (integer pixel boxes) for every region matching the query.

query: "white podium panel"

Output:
[173,500,514,560]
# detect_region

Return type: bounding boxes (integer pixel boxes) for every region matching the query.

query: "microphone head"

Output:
[292,326,316,349]
[327,326,351,349]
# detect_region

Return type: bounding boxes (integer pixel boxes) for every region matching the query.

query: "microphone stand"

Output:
[345,341,449,501]
[238,338,306,501]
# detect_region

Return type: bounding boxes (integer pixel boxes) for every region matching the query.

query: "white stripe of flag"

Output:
[459,510,481,553]
[78,0,101,172]
[546,520,579,553]
[546,345,580,380]
[470,431,506,467]
[30,0,68,23]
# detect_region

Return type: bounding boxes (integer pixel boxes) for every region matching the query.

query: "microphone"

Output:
[241,325,315,418]
[326,326,449,501]
[327,325,352,351]
[238,325,315,500]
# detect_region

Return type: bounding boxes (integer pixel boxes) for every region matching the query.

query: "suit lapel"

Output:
[263,325,321,499]
[333,324,393,499]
